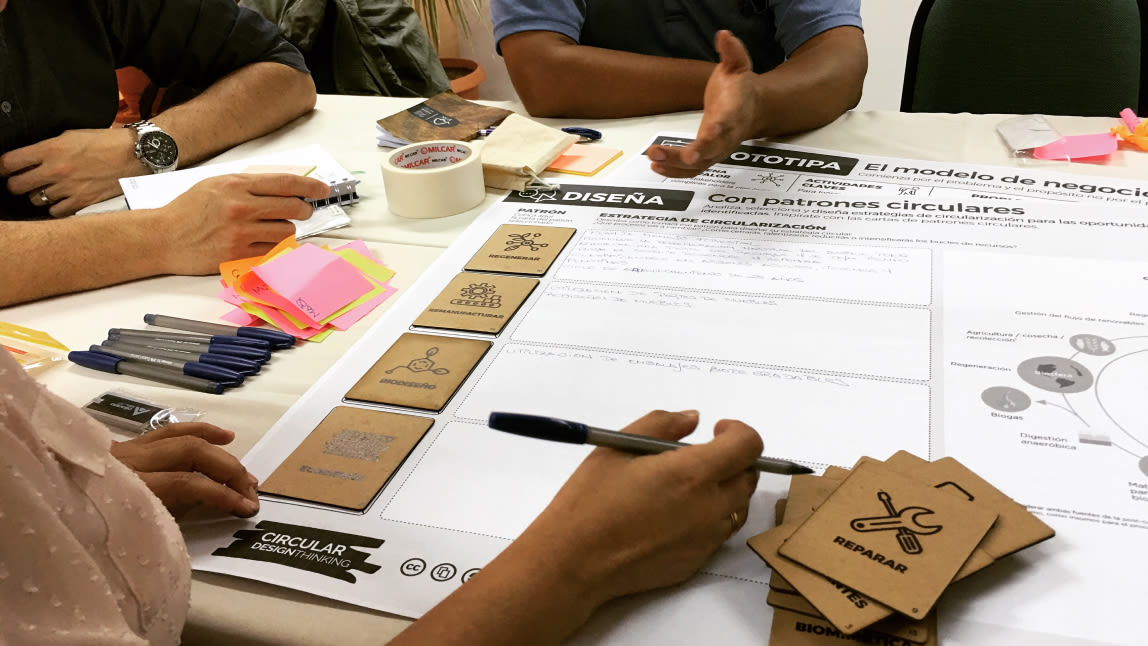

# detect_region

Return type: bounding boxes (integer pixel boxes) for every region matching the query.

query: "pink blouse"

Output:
[0,349,190,644]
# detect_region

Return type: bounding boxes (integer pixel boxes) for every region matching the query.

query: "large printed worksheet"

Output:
[617,132,1148,207]
[187,161,1148,645]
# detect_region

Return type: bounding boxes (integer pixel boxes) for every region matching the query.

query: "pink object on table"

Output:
[1120,108,1140,130]
[252,244,374,327]
[1032,133,1119,160]
[328,284,398,331]
[220,308,261,326]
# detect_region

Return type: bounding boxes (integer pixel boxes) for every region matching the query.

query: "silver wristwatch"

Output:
[125,120,179,173]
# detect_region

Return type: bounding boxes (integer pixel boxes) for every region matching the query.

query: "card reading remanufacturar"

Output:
[413,272,539,334]
[464,224,576,275]
[345,333,491,411]
[259,407,433,511]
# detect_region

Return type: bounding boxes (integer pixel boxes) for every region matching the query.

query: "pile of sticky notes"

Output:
[217,237,396,342]
[750,451,1054,645]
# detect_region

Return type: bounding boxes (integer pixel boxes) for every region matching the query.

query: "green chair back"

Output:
[901,0,1146,115]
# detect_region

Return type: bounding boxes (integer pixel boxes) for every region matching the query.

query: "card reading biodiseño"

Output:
[767,608,937,646]
[259,407,433,511]
[413,273,539,334]
[464,224,576,275]
[779,462,998,619]
[345,333,491,411]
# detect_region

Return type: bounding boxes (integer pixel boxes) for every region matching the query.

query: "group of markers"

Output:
[67,314,298,394]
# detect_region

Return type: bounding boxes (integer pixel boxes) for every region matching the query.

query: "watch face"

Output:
[138,131,178,168]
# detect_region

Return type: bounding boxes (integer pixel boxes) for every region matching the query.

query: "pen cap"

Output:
[487,412,589,444]
[69,350,122,372]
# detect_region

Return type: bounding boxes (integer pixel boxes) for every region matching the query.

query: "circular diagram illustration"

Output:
[979,333,1148,478]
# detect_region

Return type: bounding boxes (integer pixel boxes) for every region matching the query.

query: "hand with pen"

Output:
[391,410,763,646]
[109,422,260,519]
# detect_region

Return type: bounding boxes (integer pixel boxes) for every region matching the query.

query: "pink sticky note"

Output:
[216,285,246,307]
[253,245,374,327]
[1033,133,1119,160]
[220,308,261,326]
[239,301,331,339]
[332,239,379,263]
[328,284,398,330]
[1121,108,1141,130]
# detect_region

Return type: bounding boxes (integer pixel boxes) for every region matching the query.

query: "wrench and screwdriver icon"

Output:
[849,491,943,555]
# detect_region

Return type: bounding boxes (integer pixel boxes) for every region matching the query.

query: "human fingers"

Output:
[139,471,259,518]
[691,418,764,481]
[714,29,753,76]
[132,421,236,445]
[0,144,40,177]
[120,434,253,494]
[246,194,316,222]
[238,173,331,200]
[618,409,700,442]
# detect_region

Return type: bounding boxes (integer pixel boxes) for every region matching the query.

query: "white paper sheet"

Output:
[118,143,354,238]
[186,171,1148,645]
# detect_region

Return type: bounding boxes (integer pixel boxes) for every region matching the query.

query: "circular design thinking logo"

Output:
[981,386,1031,412]
[1069,334,1115,356]
[1017,356,1094,394]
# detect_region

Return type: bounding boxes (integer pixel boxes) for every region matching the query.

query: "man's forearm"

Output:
[744,26,867,139]
[0,211,169,307]
[503,33,714,118]
[151,62,317,166]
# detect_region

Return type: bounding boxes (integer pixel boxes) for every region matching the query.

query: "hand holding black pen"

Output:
[488,411,813,475]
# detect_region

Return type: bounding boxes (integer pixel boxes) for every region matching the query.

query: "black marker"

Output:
[69,351,226,395]
[144,313,296,349]
[89,345,244,386]
[488,412,814,475]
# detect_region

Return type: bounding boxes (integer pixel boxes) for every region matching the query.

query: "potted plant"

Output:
[409,0,486,99]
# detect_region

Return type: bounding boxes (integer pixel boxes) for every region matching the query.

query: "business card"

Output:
[413,272,539,334]
[464,224,576,275]
[345,333,491,411]
[259,407,433,511]
[779,463,998,619]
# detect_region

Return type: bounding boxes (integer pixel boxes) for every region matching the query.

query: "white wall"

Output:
[458,1,922,112]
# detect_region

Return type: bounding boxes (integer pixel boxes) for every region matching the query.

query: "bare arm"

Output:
[649,27,867,178]
[0,62,316,217]
[500,31,715,118]
[0,173,327,307]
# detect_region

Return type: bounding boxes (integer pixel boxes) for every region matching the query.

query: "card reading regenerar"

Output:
[464,224,576,275]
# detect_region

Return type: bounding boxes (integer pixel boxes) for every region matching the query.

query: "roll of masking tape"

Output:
[381,140,485,219]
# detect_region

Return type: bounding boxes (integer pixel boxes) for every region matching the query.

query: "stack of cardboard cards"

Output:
[750,451,1055,644]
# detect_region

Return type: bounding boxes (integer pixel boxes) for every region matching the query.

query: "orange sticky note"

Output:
[547,144,623,176]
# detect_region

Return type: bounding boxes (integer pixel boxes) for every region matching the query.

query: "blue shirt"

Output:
[491,0,862,73]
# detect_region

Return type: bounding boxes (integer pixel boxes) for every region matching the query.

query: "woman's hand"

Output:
[524,409,763,605]
[109,422,260,519]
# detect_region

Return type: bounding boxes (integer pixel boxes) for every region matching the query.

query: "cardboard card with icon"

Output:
[259,407,433,511]
[464,224,576,275]
[413,273,539,334]
[345,333,491,411]
[750,521,898,635]
[767,608,937,646]
[778,462,998,619]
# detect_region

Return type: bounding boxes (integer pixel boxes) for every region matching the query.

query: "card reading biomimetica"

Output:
[345,333,491,411]
[259,407,433,511]
[413,273,539,334]
[464,224,576,275]
[779,462,998,619]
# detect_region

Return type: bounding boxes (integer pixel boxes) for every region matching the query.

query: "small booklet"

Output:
[375,91,512,148]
